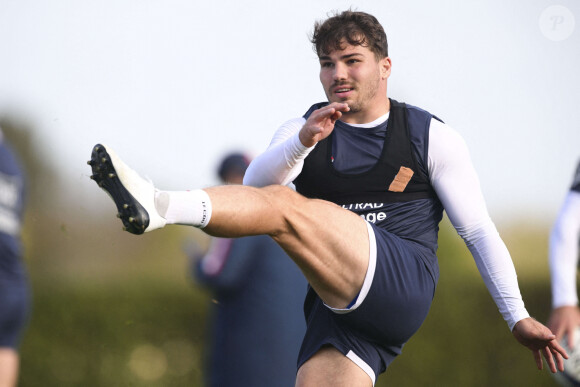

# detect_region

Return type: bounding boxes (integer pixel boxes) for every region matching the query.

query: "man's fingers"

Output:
[553,349,566,372]
[534,350,543,370]
[543,346,557,373]
[314,103,348,118]
[330,111,342,122]
[308,103,349,127]
[550,339,570,359]
[327,102,350,112]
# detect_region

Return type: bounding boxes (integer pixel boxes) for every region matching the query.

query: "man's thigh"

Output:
[295,345,372,387]
[270,192,371,309]
[205,184,370,309]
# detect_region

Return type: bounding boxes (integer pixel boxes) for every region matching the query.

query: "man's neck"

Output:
[340,98,391,125]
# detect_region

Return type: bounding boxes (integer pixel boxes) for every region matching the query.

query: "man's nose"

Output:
[333,63,347,81]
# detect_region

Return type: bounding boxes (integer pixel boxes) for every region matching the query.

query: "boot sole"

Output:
[88,144,149,235]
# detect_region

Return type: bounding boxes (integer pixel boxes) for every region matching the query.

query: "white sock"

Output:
[154,189,212,228]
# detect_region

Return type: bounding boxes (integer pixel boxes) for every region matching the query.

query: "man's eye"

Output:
[321,62,334,68]
[347,59,359,64]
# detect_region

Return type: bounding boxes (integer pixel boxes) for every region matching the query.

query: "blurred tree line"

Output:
[0,116,562,386]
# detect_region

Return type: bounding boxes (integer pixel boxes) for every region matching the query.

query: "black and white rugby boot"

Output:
[88,144,167,235]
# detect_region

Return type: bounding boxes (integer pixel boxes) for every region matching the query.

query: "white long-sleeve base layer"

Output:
[243,115,530,331]
[549,190,580,308]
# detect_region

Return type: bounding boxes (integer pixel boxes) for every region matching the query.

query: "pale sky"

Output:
[0,0,578,225]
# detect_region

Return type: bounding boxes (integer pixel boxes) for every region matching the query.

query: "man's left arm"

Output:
[427,118,567,371]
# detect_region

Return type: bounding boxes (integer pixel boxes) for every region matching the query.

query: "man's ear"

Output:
[380,57,392,79]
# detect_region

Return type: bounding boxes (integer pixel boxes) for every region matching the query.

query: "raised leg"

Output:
[202,184,370,308]
[89,144,370,309]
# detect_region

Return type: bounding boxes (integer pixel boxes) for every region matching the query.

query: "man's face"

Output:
[319,42,391,116]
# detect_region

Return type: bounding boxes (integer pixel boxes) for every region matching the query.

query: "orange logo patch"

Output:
[388,166,414,192]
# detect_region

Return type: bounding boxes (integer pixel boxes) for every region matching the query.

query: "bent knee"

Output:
[261,185,311,212]
[258,185,311,234]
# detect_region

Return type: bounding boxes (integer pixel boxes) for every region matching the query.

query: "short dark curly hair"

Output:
[310,10,388,60]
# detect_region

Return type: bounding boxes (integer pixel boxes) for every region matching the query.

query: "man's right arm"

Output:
[244,102,350,187]
[243,117,312,187]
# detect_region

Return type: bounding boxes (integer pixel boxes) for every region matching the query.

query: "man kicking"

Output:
[88,10,567,387]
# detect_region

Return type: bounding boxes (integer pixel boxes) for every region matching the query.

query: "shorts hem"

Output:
[325,221,377,314]
[297,341,377,386]
[346,350,376,385]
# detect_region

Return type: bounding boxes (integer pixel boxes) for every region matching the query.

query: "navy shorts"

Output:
[0,276,29,349]
[297,222,437,384]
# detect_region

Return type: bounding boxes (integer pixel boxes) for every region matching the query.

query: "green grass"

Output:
[19,221,212,387]
[20,281,208,386]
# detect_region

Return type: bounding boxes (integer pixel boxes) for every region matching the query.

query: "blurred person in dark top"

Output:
[190,152,307,387]
[0,127,28,387]
[548,160,580,348]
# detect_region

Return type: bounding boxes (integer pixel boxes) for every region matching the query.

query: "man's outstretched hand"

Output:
[299,102,350,147]
[512,317,569,373]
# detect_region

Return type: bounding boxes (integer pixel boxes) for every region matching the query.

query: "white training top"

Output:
[243,114,530,331]
[550,190,580,308]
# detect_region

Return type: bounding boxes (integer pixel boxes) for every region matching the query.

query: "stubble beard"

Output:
[327,72,382,115]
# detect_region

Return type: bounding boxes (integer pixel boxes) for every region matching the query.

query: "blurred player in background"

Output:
[548,160,580,348]
[89,10,568,386]
[0,127,28,387]
[190,152,307,387]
